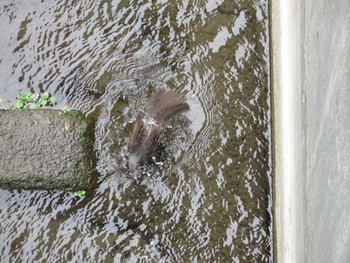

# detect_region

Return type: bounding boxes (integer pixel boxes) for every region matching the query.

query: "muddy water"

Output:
[0,0,271,262]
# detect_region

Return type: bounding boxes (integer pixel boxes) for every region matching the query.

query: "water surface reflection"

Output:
[0,0,271,262]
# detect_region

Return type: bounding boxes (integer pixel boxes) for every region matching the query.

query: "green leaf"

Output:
[15,91,56,109]
[38,98,47,106]
[42,92,50,99]
[27,93,35,100]
[16,100,24,109]
[74,190,86,198]
[29,103,38,109]
[61,106,71,113]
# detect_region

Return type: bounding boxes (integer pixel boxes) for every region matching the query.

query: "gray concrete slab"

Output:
[272,0,350,262]
[305,1,350,262]
[0,109,95,190]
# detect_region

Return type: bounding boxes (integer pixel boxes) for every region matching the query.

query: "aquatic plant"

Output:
[16,91,56,109]
[59,106,71,115]
[74,190,86,198]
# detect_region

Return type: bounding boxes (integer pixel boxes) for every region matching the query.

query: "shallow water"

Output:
[0,0,271,262]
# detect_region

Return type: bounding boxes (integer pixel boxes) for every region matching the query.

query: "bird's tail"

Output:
[147,89,190,125]
[127,89,190,169]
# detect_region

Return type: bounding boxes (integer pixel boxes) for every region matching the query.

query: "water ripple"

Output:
[0,0,271,262]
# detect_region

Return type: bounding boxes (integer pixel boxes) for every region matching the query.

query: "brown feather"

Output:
[128,89,190,169]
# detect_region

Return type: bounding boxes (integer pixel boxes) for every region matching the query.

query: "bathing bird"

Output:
[128,89,190,170]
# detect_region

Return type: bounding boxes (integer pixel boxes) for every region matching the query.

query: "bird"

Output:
[128,89,190,170]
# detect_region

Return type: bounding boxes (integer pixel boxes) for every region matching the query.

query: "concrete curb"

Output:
[271,0,306,261]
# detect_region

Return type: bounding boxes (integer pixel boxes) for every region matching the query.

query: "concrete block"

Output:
[0,109,95,190]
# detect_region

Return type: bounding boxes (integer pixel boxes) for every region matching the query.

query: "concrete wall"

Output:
[271,0,350,262]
